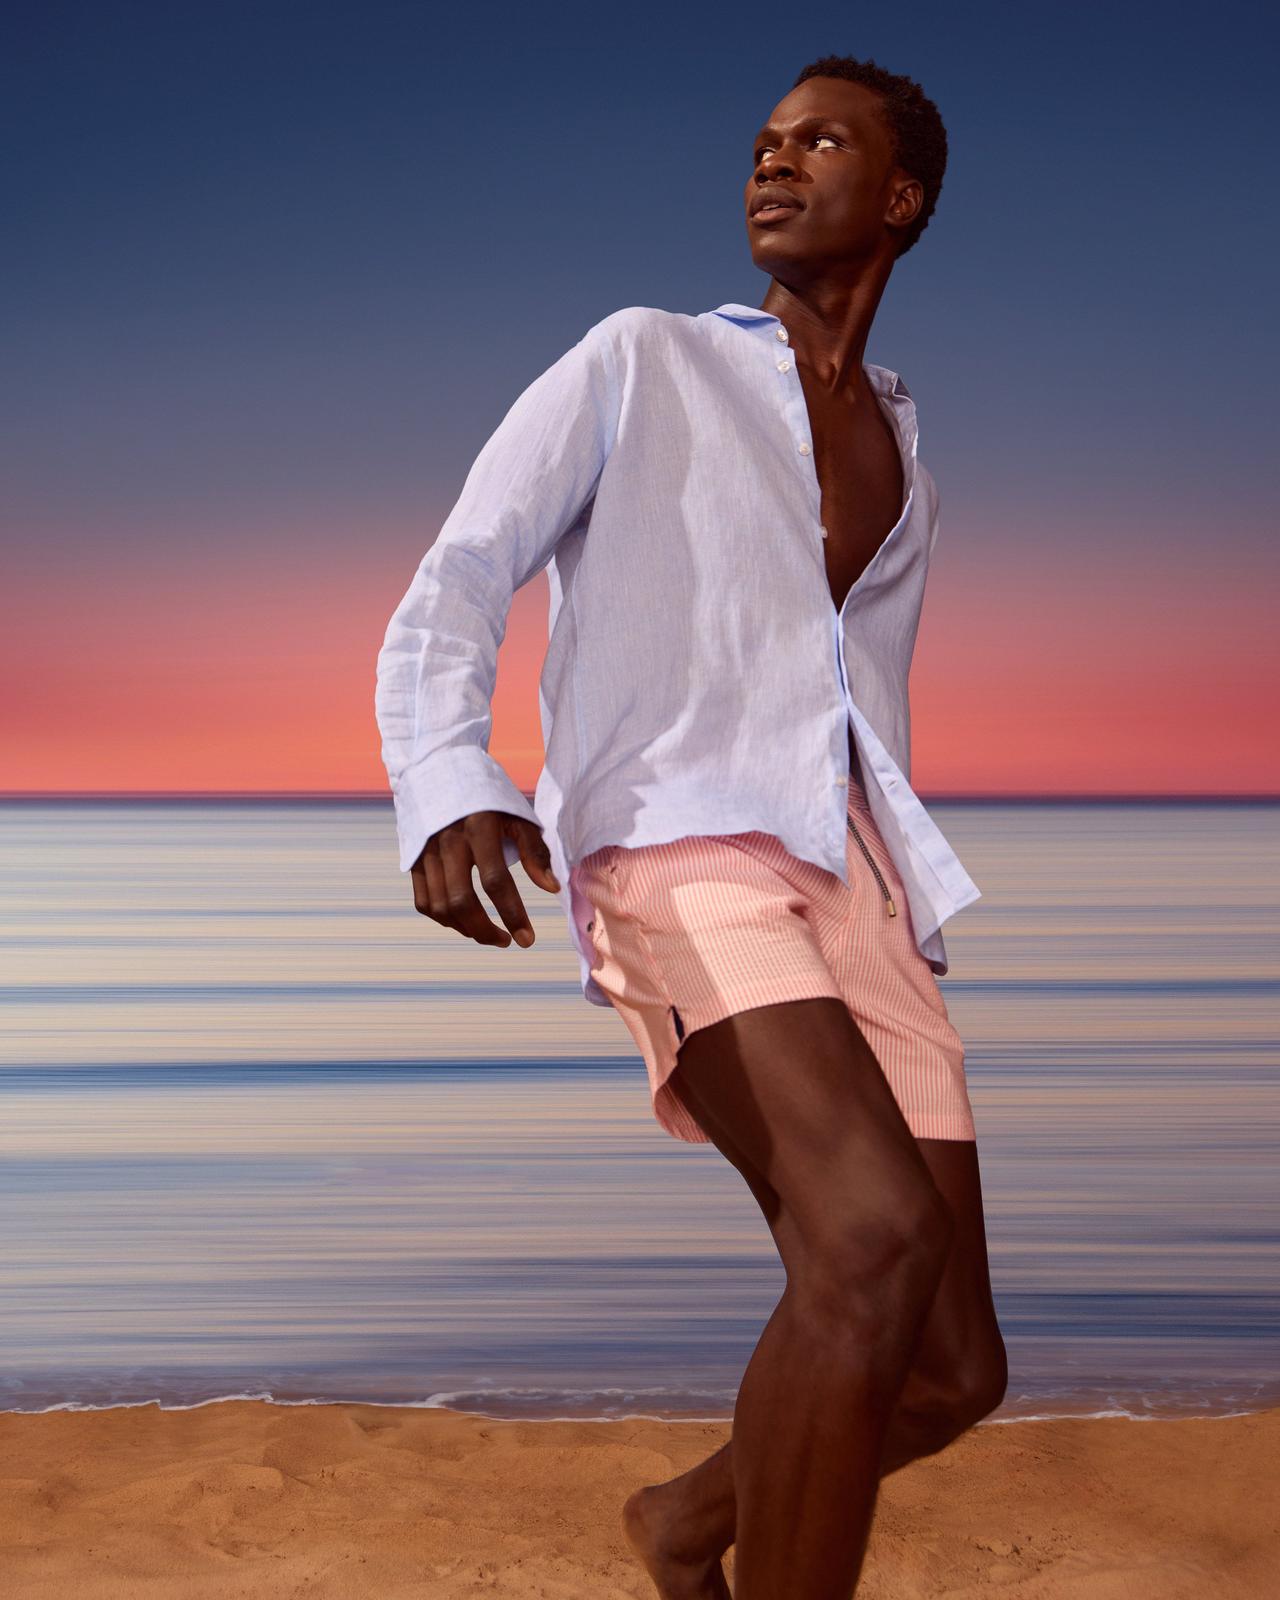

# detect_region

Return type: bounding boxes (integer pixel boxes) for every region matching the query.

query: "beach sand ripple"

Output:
[0,1400,1275,1597]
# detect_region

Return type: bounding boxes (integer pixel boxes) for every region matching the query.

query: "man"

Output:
[376,52,1007,1600]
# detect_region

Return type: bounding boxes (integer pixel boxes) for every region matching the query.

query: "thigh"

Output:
[905,1138,1004,1385]
[668,995,950,1277]
[674,1032,1000,1358]
[572,833,848,1147]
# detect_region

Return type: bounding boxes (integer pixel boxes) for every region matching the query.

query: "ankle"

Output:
[628,1479,733,1565]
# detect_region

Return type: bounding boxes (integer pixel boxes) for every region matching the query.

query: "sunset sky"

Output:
[4,1,1276,796]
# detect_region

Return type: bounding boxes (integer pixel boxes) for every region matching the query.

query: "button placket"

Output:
[766,324,826,556]
[773,355,817,483]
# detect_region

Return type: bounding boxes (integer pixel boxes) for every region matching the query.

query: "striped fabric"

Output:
[374,302,982,1009]
[571,768,976,1146]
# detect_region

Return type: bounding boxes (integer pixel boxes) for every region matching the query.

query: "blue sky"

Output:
[3,0,1276,793]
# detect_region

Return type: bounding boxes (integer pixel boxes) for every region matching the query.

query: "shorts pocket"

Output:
[578,843,621,879]
[596,841,641,900]
[576,845,633,922]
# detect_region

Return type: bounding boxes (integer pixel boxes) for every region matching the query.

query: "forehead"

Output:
[756,77,890,149]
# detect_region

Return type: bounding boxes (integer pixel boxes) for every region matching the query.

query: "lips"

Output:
[753,202,799,223]
[750,187,804,224]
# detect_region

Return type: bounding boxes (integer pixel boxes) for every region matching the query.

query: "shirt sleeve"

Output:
[375,318,620,873]
[920,464,941,557]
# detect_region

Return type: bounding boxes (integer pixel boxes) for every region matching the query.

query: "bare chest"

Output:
[799,372,906,614]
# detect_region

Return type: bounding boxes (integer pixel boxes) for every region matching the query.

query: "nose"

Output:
[754,143,799,184]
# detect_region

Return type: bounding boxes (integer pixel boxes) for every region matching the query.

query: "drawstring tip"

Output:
[887,898,897,917]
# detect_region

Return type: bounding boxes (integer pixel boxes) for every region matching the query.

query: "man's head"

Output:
[746,55,948,278]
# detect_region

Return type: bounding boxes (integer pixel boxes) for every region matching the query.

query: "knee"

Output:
[891,1346,1008,1463]
[795,1193,955,1326]
[935,1340,1010,1433]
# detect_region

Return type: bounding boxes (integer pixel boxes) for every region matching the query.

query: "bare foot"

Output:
[622,1483,733,1599]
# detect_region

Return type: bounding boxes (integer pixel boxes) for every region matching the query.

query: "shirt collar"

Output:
[706,302,912,401]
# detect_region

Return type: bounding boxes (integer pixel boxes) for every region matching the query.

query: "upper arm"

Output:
[432,315,624,593]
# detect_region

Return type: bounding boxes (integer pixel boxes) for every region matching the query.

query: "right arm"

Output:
[374,315,621,945]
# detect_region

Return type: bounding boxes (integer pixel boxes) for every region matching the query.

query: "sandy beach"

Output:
[0,1399,1274,1597]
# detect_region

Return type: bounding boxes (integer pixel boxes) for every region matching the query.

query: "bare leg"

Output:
[621,996,971,1599]
[624,1129,1007,1597]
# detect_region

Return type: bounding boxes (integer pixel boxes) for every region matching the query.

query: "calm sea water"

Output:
[2,799,1277,1423]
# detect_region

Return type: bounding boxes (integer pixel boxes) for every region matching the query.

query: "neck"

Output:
[759,269,891,399]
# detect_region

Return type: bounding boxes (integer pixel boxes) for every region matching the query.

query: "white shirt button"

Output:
[775,326,788,342]
[834,775,847,787]
[797,441,811,455]
[777,359,791,372]
[819,524,828,539]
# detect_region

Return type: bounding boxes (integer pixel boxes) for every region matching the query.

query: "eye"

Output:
[754,132,840,162]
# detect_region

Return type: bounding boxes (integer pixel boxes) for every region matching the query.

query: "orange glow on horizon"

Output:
[3,537,1276,796]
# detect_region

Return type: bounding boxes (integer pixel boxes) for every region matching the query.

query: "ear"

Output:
[887,174,923,232]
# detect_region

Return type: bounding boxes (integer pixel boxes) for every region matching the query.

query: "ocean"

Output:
[2,798,1276,1423]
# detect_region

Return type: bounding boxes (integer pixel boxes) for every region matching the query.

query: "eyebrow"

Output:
[752,113,855,148]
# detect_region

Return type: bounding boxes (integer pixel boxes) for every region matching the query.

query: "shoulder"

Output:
[557,306,698,397]
[590,304,694,340]
[582,304,700,365]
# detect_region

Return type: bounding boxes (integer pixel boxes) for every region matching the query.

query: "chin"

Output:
[748,242,806,271]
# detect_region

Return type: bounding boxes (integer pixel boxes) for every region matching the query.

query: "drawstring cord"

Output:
[847,807,897,917]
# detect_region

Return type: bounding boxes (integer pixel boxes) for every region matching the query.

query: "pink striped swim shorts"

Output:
[569,772,977,1146]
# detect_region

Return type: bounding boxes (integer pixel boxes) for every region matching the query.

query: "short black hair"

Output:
[792,55,948,258]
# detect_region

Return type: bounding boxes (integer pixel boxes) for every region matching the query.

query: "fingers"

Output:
[411,849,446,921]
[413,812,542,948]
[513,818,561,893]
[468,812,536,947]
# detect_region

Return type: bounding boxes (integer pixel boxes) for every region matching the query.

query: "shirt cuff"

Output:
[390,745,541,873]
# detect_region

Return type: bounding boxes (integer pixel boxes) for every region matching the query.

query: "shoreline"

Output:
[4,1390,1273,1424]
[5,1388,1273,1427]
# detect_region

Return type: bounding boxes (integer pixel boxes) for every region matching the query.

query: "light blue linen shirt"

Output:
[375,301,981,1005]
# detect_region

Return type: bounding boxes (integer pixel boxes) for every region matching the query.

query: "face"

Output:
[745,77,921,274]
